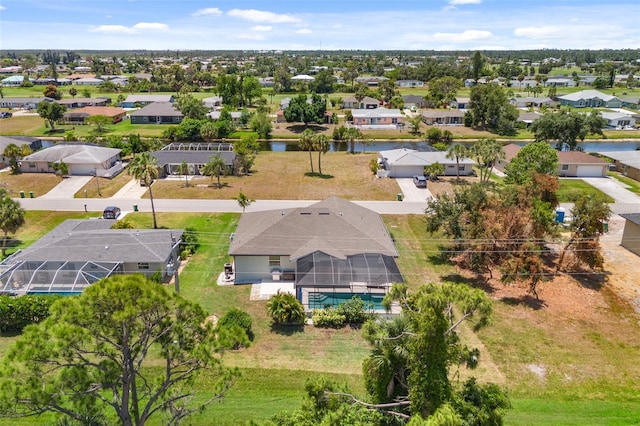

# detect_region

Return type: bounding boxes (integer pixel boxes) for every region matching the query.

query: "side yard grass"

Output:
[608,171,640,194]
[2,210,640,424]
[557,178,615,203]
[73,169,132,198]
[0,171,62,198]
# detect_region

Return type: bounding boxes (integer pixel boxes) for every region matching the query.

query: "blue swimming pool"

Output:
[308,292,386,311]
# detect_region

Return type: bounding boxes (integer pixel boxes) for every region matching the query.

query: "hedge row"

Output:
[0,295,61,333]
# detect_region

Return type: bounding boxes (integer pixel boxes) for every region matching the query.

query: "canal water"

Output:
[260,140,640,153]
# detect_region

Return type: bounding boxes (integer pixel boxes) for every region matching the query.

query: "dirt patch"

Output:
[426,175,481,198]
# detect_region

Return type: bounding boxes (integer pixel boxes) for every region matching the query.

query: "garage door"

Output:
[576,166,604,177]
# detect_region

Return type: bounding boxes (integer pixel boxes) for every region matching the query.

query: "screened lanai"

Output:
[295,251,403,311]
[0,260,121,295]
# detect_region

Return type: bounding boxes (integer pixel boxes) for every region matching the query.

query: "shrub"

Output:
[148,270,163,284]
[180,227,199,255]
[0,295,61,333]
[267,292,306,325]
[217,308,253,349]
[311,308,346,328]
[336,296,370,324]
[218,308,252,335]
[180,249,190,260]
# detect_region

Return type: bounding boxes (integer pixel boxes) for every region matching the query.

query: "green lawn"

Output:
[2,210,640,425]
[608,171,640,194]
[557,178,615,203]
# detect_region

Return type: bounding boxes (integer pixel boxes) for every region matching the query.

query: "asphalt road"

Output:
[16,197,429,215]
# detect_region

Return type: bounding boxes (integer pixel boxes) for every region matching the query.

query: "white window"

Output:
[268,256,280,267]
[561,164,569,171]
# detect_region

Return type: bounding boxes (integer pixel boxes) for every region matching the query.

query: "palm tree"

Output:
[313,134,330,176]
[446,144,468,180]
[128,152,159,229]
[344,127,362,155]
[266,291,305,325]
[235,191,254,213]
[177,160,190,187]
[0,196,25,257]
[203,155,227,188]
[298,128,315,174]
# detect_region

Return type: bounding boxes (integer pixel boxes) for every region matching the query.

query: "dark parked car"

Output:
[0,112,12,118]
[103,206,121,219]
[413,175,427,188]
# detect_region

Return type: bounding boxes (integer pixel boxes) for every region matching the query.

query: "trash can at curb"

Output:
[397,193,403,201]
[133,204,139,212]
[602,222,608,233]
[19,191,25,198]
[29,191,34,198]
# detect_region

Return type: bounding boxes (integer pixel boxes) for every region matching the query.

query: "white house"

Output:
[379,148,475,178]
[19,143,122,177]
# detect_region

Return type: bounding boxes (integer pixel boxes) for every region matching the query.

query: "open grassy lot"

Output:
[0,115,46,135]
[0,171,63,198]
[148,151,401,201]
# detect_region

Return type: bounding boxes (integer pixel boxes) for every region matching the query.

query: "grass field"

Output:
[1,210,640,424]
[73,168,133,198]
[557,178,616,203]
[0,171,64,198]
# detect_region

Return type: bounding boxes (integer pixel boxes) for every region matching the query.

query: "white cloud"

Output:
[514,26,564,39]
[192,7,222,17]
[227,9,300,24]
[90,22,168,34]
[449,0,481,4]
[132,22,168,31]
[251,25,272,32]
[432,30,493,41]
[91,25,135,34]
[0,5,6,10]
[296,28,312,34]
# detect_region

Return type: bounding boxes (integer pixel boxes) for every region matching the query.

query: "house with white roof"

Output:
[351,108,404,129]
[600,112,636,129]
[379,148,475,178]
[557,90,622,108]
[19,143,122,177]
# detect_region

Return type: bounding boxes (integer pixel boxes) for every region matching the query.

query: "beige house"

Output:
[620,213,640,257]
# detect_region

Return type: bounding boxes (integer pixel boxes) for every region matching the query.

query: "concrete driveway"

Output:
[396,178,433,202]
[39,176,92,199]
[580,177,640,204]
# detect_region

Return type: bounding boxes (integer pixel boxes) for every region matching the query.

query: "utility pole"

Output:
[94,168,101,196]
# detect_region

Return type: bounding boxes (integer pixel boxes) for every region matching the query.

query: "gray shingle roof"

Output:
[620,213,640,226]
[8,219,183,264]
[228,197,398,260]
[130,102,183,117]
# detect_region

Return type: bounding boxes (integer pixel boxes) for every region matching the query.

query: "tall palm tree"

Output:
[177,160,190,187]
[203,155,227,189]
[344,127,362,155]
[446,144,468,180]
[129,152,159,229]
[313,134,330,176]
[298,128,315,174]
[0,195,25,257]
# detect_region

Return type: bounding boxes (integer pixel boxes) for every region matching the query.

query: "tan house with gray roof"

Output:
[228,197,403,310]
[19,143,122,177]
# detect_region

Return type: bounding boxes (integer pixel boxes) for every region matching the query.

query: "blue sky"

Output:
[1,0,639,51]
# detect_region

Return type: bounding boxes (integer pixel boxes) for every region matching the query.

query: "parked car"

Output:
[102,206,121,219]
[412,175,427,188]
[0,112,12,118]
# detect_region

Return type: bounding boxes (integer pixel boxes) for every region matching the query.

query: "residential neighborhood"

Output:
[1,8,640,423]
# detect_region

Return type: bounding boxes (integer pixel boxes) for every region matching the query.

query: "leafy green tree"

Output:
[0,275,234,425]
[310,69,335,94]
[266,292,306,325]
[2,143,31,174]
[558,194,611,272]
[177,160,190,187]
[428,76,463,106]
[284,93,326,126]
[199,121,219,142]
[175,93,207,119]
[68,87,77,98]
[216,308,253,350]
[470,138,505,183]
[128,152,159,229]
[0,195,25,257]
[241,76,263,106]
[469,84,518,135]
[472,51,484,84]
[298,128,316,174]
[408,115,422,134]
[446,144,469,180]
[202,155,227,188]
[176,117,203,141]
[249,111,272,139]
[504,142,559,185]
[530,109,606,151]
[233,135,260,176]
[37,102,66,132]
[85,114,112,134]
[235,191,254,213]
